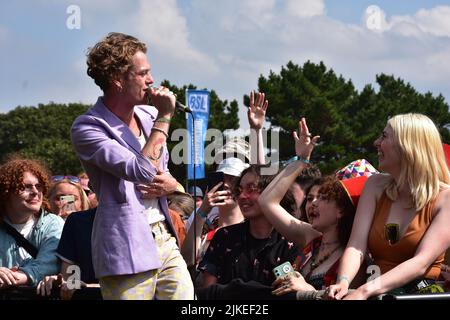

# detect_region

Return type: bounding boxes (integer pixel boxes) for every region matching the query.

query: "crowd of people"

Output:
[1,32,450,300]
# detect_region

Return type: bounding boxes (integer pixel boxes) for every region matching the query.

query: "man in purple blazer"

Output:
[71,32,194,300]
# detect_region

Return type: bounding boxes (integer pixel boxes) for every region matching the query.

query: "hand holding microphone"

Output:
[146,86,192,114]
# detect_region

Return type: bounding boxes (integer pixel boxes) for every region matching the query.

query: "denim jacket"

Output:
[0,210,64,286]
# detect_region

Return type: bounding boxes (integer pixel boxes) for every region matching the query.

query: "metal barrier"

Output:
[296,289,450,300]
[0,285,102,300]
[379,293,450,300]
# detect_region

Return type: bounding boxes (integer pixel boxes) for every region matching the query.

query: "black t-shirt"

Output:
[56,208,97,284]
[198,220,299,286]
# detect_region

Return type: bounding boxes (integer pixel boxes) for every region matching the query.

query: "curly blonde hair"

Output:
[0,156,51,213]
[86,32,147,91]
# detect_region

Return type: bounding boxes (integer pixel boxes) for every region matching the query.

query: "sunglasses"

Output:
[385,223,400,245]
[51,175,81,184]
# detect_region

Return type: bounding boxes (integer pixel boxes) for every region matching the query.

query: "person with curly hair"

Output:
[0,157,64,289]
[71,32,193,300]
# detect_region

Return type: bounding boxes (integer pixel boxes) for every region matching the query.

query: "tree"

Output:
[0,103,89,175]
[0,83,239,183]
[248,61,450,174]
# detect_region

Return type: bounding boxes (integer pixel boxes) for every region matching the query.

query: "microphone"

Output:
[146,86,193,114]
[175,101,193,114]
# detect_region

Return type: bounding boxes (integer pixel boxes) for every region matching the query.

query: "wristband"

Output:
[336,275,350,285]
[151,127,169,139]
[155,117,171,124]
[196,209,208,219]
[196,209,213,228]
[286,156,310,166]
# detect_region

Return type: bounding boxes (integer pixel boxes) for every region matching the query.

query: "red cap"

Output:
[339,176,368,208]
[443,143,450,169]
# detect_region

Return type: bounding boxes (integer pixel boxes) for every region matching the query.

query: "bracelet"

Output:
[151,127,169,139]
[285,156,310,165]
[197,209,214,228]
[155,117,171,124]
[336,275,350,285]
[196,209,208,219]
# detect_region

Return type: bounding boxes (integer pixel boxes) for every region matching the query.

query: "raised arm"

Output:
[181,183,230,266]
[326,174,385,299]
[141,86,175,168]
[248,91,268,165]
[258,118,321,248]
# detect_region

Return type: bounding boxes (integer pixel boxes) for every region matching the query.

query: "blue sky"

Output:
[2,0,450,130]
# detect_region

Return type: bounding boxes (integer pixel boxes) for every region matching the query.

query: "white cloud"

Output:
[3,1,450,129]
[134,0,218,75]
[411,6,450,37]
[385,5,450,38]
[285,0,325,18]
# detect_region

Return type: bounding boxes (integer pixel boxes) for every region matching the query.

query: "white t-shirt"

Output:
[7,215,37,260]
[137,132,166,225]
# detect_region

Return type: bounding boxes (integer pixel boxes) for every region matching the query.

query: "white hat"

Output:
[216,157,249,177]
[214,137,251,164]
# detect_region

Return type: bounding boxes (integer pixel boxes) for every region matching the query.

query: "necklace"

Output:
[307,245,341,277]
[320,240,339,248]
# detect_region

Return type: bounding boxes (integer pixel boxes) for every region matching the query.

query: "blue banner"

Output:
[186,90,210,180]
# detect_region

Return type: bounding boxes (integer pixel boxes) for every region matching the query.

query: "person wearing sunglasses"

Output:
[196,164,300,299]
[0,157,64,289]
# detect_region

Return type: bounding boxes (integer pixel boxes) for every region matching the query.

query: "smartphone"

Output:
[60,195,76,212]
[206,171,224,191]
[60,195,75,203]
[272,261,295,279]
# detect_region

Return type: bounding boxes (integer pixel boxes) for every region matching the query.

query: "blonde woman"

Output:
[47,176,90,220]
[327,113,450,299]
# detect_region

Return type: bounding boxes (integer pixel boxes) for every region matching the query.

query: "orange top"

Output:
[168,209,186,248]
[368,192,444,280]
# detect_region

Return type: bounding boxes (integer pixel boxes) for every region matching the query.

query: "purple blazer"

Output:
[71,97,177,278]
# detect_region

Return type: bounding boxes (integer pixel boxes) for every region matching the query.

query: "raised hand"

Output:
[200,182,233,214]
[292,117,320,160]
[148,86,176,118]
[248,91,268,130]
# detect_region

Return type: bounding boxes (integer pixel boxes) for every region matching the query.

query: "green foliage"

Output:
[0,103,90,175]
[0,84,239,183]
[248,61,450,174]
[2,63,448,179]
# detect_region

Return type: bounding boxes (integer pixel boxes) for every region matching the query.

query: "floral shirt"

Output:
[198,220,299,286]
